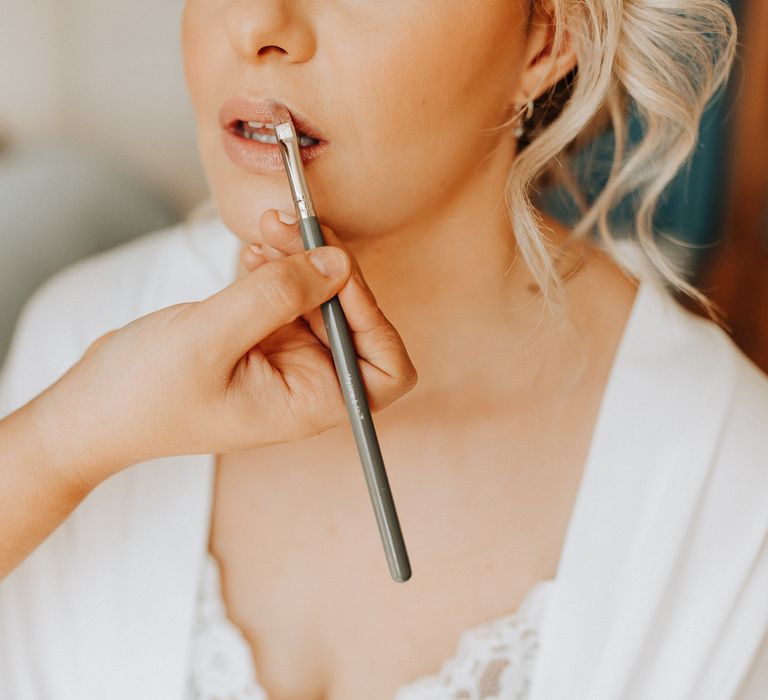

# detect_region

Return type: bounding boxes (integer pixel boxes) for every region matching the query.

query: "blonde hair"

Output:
[507,0,738,324]
[189,1,738,326]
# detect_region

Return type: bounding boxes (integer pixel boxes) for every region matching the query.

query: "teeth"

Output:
[244,131,279,145]
[238,120,320,147]
[247,121,275,130]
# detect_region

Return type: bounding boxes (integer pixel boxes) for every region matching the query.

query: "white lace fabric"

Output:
[185,553,555,700]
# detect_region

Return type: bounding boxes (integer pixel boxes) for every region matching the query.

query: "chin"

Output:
[207,179,291,246]
[200,141,392,246]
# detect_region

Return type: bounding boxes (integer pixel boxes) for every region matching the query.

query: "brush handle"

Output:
[299,215,412,583]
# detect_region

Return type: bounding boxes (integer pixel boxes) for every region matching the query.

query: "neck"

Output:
[238,159,583,407]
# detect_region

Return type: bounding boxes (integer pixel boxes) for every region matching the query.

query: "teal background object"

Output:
[540,0,740,279]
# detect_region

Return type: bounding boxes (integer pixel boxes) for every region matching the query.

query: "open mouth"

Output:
[231,120,321,148]
[219,97,329,172]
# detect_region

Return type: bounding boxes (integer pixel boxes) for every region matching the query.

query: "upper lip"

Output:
[219,97,326,142]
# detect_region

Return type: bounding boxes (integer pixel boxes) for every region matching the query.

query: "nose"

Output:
[224,0,316,64]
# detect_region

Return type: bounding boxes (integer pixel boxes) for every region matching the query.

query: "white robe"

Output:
[0,214,766,699]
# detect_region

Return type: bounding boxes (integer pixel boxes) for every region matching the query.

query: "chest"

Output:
[207,394,602,700]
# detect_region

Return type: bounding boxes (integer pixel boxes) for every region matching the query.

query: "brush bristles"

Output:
[265,100,292,127]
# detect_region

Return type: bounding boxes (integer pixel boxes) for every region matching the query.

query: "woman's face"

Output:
[182,1,530,245]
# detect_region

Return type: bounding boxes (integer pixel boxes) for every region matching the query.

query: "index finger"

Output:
[260,209,376,300]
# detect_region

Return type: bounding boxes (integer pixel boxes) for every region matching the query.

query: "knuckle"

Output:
[369,328,417,387]
[405,363,419,388]
[382,336,417,386]
[83,330,113,358]
[87,336,104,353]
[258,264,306,312]
[376,326,406,355]
[398,355,419,386]
[393,354,419,388]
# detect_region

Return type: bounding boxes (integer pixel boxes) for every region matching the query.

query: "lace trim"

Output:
[185,554,267,700]
[186,553,554,700]
[393,579,553,700]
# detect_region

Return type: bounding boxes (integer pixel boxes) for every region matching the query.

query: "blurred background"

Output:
[0,0,765,371]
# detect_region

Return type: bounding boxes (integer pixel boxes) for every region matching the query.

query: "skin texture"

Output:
[0,1,642,694]
[182,0,582,402]
[186,0,533,237]
[0,244,418,580]
[182,1,640,697]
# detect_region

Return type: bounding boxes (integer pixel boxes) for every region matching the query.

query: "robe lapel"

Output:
[115,216,241,697]
[529,279,768,699]
[78,216,240,698]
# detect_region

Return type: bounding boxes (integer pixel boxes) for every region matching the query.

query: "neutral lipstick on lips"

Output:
[265,99,412,584]
[219,96,329,174]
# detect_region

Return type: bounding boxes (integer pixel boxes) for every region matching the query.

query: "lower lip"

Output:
[221,126,329,174]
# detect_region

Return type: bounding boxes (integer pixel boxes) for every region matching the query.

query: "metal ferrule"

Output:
[275,121,316,220]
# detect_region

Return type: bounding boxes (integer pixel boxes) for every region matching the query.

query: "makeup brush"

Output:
[266,99,412,583]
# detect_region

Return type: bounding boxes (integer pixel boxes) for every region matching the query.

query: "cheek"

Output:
[181,4,292,243]
[183,2,523,244]
[316,15,520,233]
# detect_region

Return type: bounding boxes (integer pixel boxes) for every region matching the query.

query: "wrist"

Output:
[0,403,95,517]
[25,380,126,492]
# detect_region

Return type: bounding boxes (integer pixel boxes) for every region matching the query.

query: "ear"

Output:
[513,3,577,104]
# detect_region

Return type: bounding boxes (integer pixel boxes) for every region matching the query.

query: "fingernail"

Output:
[277,210,298,225]
[308,247,347,277]
[248,244,263,254]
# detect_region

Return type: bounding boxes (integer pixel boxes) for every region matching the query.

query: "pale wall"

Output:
[0,0,208,215]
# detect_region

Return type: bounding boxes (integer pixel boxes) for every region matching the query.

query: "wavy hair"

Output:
[505,0,738,324]
[188,1,738,326]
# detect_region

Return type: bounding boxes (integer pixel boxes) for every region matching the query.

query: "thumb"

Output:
[193,245,351,363]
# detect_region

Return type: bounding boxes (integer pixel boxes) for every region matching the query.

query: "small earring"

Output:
[513,99,535,139]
